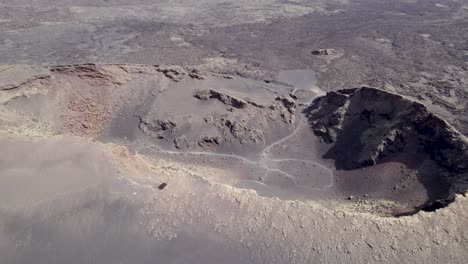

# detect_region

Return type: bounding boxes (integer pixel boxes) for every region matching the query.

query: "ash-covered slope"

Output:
[0,64,299,157]
[305,87,468,211]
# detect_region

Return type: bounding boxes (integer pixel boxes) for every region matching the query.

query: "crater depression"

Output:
[1,64,466,216]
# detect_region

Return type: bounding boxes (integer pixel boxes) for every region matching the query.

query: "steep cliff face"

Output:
[306,87,468,172]
[305,87,468,210]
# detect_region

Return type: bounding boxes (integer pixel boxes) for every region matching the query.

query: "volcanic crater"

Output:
[1,64,466,217]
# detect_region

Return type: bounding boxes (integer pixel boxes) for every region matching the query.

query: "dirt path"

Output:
[146,90,334,190]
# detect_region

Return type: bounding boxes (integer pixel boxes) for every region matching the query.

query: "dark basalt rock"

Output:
[311,49,329,55]
[305,87,468,172]
[304,87,468,211]
[140,118,176,132]
[194,89,249,109]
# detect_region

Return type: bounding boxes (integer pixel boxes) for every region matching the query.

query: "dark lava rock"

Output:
[188,68,205,80]
[194,89,249,109]
[304,87,468,210]
[140,117,176,132]
[269,95,297,124]
[198,136,224,147]
[305,87,468,172]
[223,118,265,144]
[275,96,296,113]
[311,49,330,55]
[156,65,185,82]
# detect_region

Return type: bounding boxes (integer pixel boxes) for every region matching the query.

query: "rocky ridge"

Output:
[305,87,468,209]
[306,87,468,171]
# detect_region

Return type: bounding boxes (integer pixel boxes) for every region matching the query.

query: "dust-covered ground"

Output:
[0,0,467,263]
[0,134,467,264]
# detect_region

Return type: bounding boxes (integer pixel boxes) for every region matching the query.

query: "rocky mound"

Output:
[137,86,298,154]
[305,87,468,212]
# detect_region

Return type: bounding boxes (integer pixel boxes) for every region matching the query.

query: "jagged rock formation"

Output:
[188,68,206,80]
[155,65,206,82]
[155,65,186,82]
[223,118,265,144]
[305,87,468,210]
[198,135,224,147]
[271,95,297,124]
[194,89,267,109]
[311,49,331,56]
[195,89,250,109]
[140,118,177,134]
[310,48,340,57]
[306,87,468,171]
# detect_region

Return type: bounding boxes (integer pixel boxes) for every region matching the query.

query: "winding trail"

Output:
[260,116,305,161]
[145,89,334,190]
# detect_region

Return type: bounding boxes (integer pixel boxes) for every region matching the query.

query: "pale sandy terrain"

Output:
[0,134,467,263]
